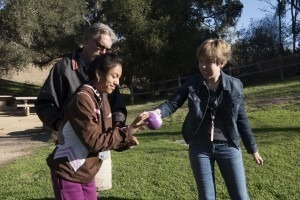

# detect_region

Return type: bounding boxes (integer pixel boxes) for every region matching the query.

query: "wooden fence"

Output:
[120,55,300,105]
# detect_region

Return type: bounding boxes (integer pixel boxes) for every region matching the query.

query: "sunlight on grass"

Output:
[0,77,299,200]
[244,76,300,100]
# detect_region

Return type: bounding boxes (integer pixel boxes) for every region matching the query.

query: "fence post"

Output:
[278,56,285,81]
[178,75,181,87]
[130,84,134,105]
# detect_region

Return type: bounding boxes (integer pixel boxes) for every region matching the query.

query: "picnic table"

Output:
[15,96,37,116]
[0,95,14,111]
[0,95,14,101]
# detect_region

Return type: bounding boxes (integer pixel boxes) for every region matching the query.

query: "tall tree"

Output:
[0,0,243,83]
[288,0,300,53]
[277,0,287,55]
[0,0,87,74]
[84,0,106,24]
[259,0,288,55]
[103,0,243,83]
[233,16,280,66]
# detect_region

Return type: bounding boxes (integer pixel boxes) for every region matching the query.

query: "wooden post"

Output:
[130,84,134,105]
[178,75,181,87]
[25,107,30,116]
[151,86,155,100]
[278,56,285,81]
[24,100,29,116]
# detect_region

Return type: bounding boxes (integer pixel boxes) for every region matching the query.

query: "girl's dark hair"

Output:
[87,53,123,81]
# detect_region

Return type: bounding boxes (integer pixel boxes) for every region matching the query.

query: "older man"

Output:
[35,22,126,192]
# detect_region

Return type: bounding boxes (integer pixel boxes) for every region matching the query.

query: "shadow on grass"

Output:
[250,127,300,146]
[0,110,37,116]
[27,196,142,200]
[28,198,54,200]
[0,128,51,142]
[138,131,181,138]
[252,127,300,133]
[139,127,300,138]
[0,78,40,96]
[99,197,141,200]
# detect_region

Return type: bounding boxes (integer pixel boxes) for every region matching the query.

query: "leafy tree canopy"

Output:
[233,15,290,66]
[0,0,243,83]
[103,0,243,83]
[0,0,87,68]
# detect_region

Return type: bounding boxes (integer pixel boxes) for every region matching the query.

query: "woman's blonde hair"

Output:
[196,39,232,67]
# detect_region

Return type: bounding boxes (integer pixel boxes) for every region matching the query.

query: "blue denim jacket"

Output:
[157,71,258,154]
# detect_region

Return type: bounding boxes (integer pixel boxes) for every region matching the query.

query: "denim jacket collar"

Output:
[197,70,231,92]
[221,71,232,93]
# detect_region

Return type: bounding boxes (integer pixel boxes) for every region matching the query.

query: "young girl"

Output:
[47,53,149,200]
[152,39,263,200]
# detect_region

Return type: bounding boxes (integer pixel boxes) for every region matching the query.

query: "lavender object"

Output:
[146,111,162,130]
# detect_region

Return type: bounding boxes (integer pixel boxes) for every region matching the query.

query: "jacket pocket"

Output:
[187,91,207,120]
[223,95,241,119]
[188,92,202,112]
[224,95,241,106]
[188,91,200,102]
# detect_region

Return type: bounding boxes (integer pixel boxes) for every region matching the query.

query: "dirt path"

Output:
[0,64,53,168]
[0,112,52,168]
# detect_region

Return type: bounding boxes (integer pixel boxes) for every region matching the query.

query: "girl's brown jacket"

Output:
[47,84,134,183]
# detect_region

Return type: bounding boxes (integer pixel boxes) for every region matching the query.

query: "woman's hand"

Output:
[252,152,264,166]
[128,111,149,133]
[152,109,161,117]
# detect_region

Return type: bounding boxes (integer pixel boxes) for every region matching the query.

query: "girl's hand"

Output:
[127,136,139,148]
[129,111,149,133]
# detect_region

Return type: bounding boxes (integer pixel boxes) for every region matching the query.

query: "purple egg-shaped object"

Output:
[146,111,162,130]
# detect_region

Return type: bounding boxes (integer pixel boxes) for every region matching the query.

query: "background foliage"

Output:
[0,0,299,84]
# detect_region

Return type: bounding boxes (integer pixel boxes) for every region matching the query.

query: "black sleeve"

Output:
[35,63,69,131]
[107,87,127,127]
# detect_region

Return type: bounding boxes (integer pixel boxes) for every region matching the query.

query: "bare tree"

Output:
[259,0,287,55]
[277,0,287,54]
[288,0,300,53]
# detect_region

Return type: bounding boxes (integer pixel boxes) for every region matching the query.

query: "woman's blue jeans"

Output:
[189,141,249,200]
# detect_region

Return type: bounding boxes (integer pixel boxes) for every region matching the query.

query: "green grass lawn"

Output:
[0,76,299,200]
[0,79,41,96]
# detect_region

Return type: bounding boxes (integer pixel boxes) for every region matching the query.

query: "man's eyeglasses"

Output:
[92,38,112,53]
